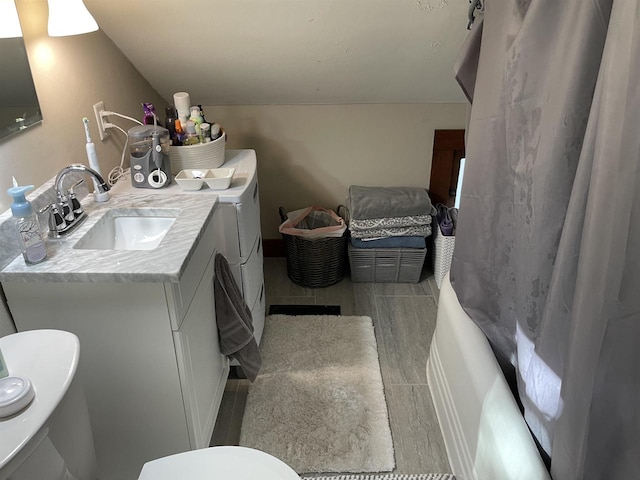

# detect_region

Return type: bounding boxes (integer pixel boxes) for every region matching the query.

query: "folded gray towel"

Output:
[351,236,427,249]
[348,185,432,220]
[349,224,432,239]
[214,253,262,382]
[349,214,432,232]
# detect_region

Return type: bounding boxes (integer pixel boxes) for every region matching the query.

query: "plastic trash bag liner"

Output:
[279,206,347,239]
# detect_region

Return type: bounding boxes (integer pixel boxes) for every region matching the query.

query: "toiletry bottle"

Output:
[199,123,211,143]
[174,119,185,146]
[189,106,203,135]
[7,184,47,265]
[198,105,209,124]
[142,103,159,125]
[183,121,200,145]
[165,105,177,144]
[210,123,223,141]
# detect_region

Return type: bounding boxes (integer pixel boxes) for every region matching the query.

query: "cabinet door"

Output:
[173,255,229,449]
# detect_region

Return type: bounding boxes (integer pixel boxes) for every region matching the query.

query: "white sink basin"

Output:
[74,210,177,251]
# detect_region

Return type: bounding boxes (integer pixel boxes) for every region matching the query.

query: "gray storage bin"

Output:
[348,243,427,283]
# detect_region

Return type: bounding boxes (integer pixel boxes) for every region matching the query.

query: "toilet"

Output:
[0,330,299,480]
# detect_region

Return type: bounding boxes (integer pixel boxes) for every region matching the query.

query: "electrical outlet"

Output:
[93,101,110,140]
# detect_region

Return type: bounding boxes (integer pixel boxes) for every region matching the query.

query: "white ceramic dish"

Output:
[204,168,235,190]
[175,169,213,190]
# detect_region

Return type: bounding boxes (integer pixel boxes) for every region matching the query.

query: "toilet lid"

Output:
[138,446,300,480]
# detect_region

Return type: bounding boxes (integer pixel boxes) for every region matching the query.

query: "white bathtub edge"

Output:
[427,273,550,480]
[427,341,475,480]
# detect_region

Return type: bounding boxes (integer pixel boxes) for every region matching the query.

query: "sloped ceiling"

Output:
[84,0,470,105]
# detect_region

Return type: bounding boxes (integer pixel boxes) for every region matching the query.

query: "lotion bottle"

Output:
[7,184,47,265]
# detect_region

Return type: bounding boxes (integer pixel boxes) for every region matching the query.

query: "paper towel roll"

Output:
[173,92,191,117]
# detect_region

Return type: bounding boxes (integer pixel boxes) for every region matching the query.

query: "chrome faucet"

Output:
[55,164,110,200]
[42,164,111,238]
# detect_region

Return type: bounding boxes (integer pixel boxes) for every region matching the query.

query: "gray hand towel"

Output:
[348,185,433,220]
[214,253,262,382]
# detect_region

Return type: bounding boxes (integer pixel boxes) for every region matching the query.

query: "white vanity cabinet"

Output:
[2,207,228,480]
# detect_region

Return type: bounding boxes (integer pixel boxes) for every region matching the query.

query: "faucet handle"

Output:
[67,180,84,217]
[56,191,75,223]
[39,203,67,236]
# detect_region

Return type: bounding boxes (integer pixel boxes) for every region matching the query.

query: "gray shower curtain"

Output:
[450,1,640,479]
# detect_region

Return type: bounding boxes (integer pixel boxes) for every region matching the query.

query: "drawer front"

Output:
[236,177,261,260]
[240,236,264,309]
[213,203,241,263]
[166,212,217,331]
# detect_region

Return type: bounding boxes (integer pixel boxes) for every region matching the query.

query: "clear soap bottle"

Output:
[183,121,200,145]
[7,184,47,265]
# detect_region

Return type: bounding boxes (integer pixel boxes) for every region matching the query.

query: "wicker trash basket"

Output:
[279,207,348,288]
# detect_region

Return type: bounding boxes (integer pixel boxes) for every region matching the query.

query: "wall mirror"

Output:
[0,35,42,141]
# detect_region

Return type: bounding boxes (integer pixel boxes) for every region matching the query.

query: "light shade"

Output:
[0,0,22,38]
[47,0,98,37]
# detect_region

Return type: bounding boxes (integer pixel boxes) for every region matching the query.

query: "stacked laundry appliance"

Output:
[347,185,435,283]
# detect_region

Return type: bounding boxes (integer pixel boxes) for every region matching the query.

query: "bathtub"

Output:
[427,274,550,480]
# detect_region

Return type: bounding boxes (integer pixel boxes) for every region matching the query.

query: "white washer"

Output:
[139,446,300,480]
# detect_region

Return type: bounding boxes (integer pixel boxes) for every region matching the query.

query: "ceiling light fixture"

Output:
[0,0,23,39]
[47,0,98,37]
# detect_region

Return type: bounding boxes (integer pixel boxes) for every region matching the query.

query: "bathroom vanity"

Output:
[0,190,228,480]
[111,149,266,357]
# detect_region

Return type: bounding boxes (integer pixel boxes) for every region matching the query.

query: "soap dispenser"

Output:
[7,184,47,265]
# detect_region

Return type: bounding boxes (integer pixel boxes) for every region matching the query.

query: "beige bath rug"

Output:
[239,315,395,474]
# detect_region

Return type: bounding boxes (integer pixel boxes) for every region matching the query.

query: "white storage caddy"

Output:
[170,132,226,175]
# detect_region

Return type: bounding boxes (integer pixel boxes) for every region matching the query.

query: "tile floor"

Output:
[210,257,451,475]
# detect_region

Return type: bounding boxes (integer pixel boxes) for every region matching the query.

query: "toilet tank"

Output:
[0,330,98,480]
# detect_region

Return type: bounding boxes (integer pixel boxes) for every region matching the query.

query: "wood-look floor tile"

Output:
[386,384,451,474]
[263,257,315,298]
[210,380,238,446]
[312,278,377,317]
[227,380,250,446]
[375,296,438,385]
[373,277,432,296]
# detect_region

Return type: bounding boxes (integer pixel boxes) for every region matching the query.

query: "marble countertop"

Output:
[0,190,217,283]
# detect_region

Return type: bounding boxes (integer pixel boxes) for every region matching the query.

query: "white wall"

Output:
[208,103,467,238]
[0,0,165,335]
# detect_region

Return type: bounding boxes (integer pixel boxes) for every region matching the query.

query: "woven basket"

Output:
[170,131,226,175]
[279,207,348,288]
[433,224,455,289]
